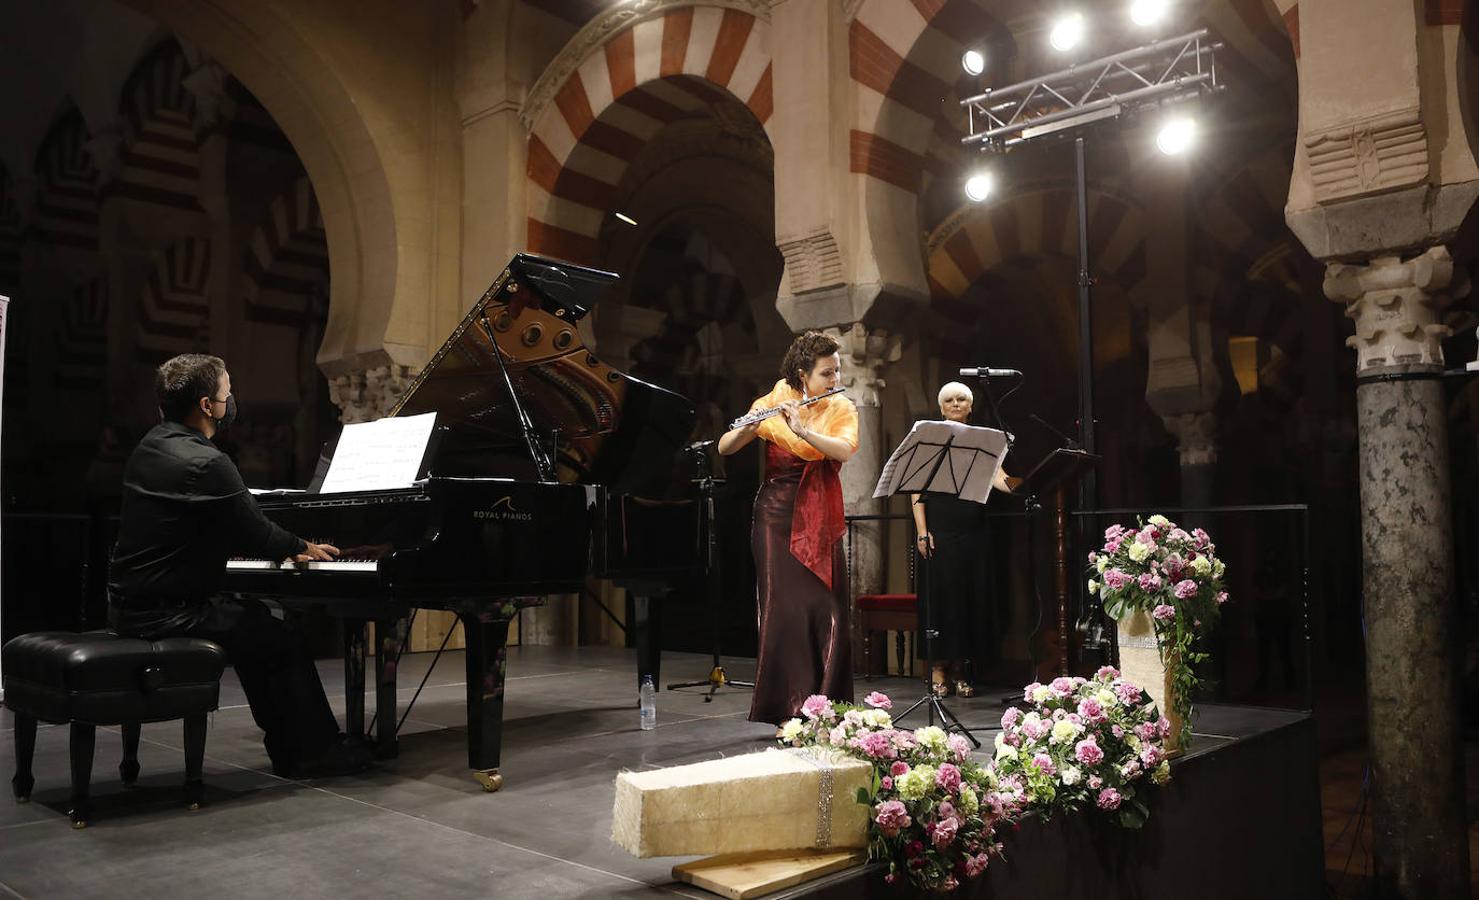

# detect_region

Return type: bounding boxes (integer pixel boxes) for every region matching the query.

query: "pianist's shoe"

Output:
[273,735,374,779]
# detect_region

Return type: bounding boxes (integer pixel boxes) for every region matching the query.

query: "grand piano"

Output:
[222,253,700,791]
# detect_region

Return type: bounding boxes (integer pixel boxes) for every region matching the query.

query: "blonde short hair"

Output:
[937,381,973,408]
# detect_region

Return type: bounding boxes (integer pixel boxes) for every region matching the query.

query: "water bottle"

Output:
[639,675,657,731]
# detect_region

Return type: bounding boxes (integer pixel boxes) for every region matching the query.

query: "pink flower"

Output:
[1111,724,1124,739]
[1141,747,1162,768]
[880,776,893,791]
[1096,788,1122,810]
[1095,665,1120,680]
[932,816,960,849]
[1215,591,1228,605]
[1114,682,1143,705]
[1152,604,1176,622]
[828,724,848,746]
[1157,716,1173,738]
[1136,722,1159,743]
[874,799,911,837]
[1088,775,1103,790]
[1162,555,1185,581]
[1102,569,1130,591]
[947,733,972,762]
[1022,719,1050,741]
[864,691,892,710]
[937,801,957,820]
[1030,753,1056,776]
[1049,677,1075,697]
[890,761,910,777]
[1174,579,1198,600]
[1137,572,1163,592]
[1104,538,1123,554]
[1192,528,1209,548]
[1169,528,1191,544]
[801,695,833,720]
[1075,738,1105,766]
[936,763,963,794]
[963,852,988,878]
[1001,707,1022,729]
[942,875,960,892]
[1077,698,1105,722]
[1023,682,1044,702]
[854,731,896,759]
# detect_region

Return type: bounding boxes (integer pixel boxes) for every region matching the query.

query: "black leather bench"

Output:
[2,631,226,828]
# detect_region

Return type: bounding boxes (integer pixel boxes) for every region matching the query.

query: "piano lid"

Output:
[388,253,695,496]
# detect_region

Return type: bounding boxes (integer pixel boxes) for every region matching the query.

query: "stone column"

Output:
[1160,410,1217,508]
[1324,246,1469,897]
[827,323,901,598]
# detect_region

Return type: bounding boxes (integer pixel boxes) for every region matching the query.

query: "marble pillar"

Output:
[1161,411,1217,509]
[1324,246,1469,897]
[828,323,900,598]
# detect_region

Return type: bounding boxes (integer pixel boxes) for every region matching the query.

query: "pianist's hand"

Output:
[294,541,340,563]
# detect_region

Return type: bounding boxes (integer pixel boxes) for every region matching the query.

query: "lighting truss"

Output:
[960,28,1222,151]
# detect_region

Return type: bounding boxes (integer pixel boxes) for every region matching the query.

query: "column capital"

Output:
[83,121,125,186]
[181,61,237,133]
[1161,410,1217,468]
[826,322,900,408]
[1323,245,1470,373]
[327,364,416,424]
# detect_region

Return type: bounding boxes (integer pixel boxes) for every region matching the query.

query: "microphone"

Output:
[958,366,1022,378]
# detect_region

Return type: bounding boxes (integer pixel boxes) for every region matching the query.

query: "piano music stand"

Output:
[1017,447,1100,680]
[874,421,1011,749]
[666,442,753,699]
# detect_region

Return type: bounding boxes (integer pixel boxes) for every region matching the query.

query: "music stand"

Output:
[873,420,1010,748]
[1017,447,1101,680]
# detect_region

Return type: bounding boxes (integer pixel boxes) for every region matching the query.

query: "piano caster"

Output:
[473,769,504,793]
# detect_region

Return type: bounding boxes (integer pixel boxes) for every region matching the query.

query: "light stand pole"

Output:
[1074,136,1096,512]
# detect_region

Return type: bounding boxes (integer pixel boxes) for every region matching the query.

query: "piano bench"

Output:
[1,631,226,828]
[855,593,917,680]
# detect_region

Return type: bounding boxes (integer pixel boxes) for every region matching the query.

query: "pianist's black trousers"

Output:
[180,598,342,766]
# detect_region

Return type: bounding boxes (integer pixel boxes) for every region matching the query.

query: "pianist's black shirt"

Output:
[108,420,305,636]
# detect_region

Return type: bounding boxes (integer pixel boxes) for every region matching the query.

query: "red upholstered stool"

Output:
[855,593,917,679]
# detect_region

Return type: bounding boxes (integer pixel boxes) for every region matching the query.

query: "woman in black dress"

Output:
[909,381,1008,697]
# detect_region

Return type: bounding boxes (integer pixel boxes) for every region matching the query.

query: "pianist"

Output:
[107,353,369,778]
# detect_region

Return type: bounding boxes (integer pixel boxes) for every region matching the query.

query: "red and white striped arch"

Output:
[135,237,211,366]
[525,5,773,265]
[243,176,329,328]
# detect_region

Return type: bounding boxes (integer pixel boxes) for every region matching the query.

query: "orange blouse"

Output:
[750,380,860,459]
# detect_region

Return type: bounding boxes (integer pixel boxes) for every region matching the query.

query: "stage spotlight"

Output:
[964,171,994,202]
[1155,116,1197,155]
[1049,13,1085,52]
[1129,0,1170,27]
[961,49,986,76]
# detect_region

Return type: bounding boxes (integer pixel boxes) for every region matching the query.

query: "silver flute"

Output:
[729,386,846,430]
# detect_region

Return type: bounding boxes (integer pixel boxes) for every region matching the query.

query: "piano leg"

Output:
[633,594,662,696]
[343,620,367,742]
[373,617,404,759]
[462,612,510,792]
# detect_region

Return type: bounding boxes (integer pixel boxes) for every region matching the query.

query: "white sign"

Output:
[317,412,438,494]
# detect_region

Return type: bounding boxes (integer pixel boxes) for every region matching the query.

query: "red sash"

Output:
[766,443,846,590]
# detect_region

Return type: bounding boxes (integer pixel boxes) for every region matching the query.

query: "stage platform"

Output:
[0,646,1320,899]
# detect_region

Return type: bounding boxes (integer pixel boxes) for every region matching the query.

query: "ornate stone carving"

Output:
[1324,245,1469,372]
[778,230,844,296]
[826,322,901,408]
[520,0,772,134]
[181,62,237,132]
[83,122,124,186]
[327,364,416,424]
[1161,411,1217,468]
[1304,106,1428,204]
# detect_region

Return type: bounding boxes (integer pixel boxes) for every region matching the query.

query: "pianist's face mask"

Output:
[214,394,237,430]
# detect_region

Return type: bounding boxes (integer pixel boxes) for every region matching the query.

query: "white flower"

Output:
[1212,559,1225,579]
[1050,719,1082,744]
[1148,515,1171,528]
[1127,735,1142,751]
[1060,765,1082,786]
[863,709,893,728]
[1152,760,1171,785]
[1097,556,1110,574]
[995,743,1019,762]
[1087,579,1099,596]
[994,732,1008,750]
[779,718,803,742]
[1032,686,1051,704]
[1128,541,1151,563]
[1191,555,1212,576]
[914,725,948,752]
[1096,689,1117,708]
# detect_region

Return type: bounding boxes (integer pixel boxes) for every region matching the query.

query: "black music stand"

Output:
[1017,447,1101,681]
[874,421,1010,748]
[666,441,753,700]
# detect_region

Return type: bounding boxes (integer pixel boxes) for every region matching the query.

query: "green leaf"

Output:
[1118,802,1147,829]
[855,786,871,806]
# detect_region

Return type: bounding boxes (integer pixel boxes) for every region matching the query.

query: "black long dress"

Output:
[919,494,994,665]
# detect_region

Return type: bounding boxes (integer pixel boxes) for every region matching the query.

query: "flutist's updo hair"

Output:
[780,330,842,391]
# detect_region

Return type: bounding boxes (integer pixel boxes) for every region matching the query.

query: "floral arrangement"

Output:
[990,668,1171,829]
[779,691,1022,893]
[1086,514,1227,747]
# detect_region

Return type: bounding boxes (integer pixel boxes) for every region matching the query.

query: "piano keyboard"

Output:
[226,559,379,573]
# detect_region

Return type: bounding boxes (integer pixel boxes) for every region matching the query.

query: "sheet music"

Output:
[873,419,1008,504]
[317,412,438,494]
